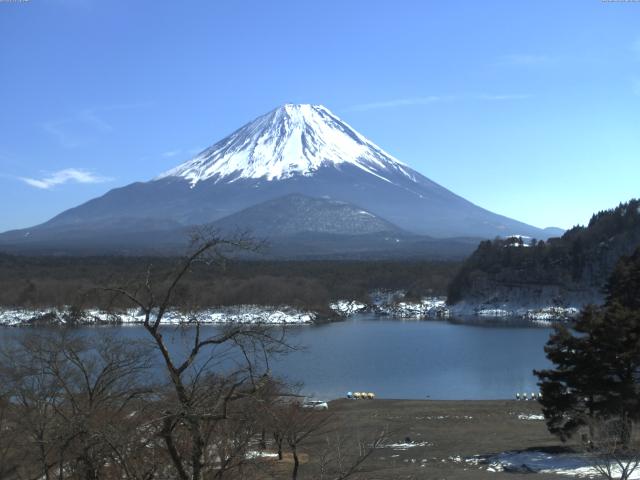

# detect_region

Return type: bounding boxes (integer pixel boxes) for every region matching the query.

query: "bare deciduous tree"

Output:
[0,229,386,479]
[583,417,640,480]
[0,330,155,480]
[0,386,20,480]
[105,229,293,480]
[317,429,387,480]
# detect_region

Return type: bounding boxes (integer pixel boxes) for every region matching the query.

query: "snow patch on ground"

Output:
[366,290,578,324]
[331,290,578,324]
[475,306,579,321]
[379,298,449,319]
[477,308,512,317]
[465,450,640,478]
[452,303,580,325]
[380,441,432,451]
[415,415,474,421]
[0,306,316,327]
[517,414,545,421]
[372,291,450,319]
[245,451,280,460]
[331,293,449,319]
[523,307,580,323]
[329,300,368,316]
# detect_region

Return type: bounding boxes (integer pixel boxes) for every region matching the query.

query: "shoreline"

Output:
[0,292,445,327]
[0,290,584,327]
[0,303,576,327]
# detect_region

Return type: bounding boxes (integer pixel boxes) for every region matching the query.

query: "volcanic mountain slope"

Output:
[0,104,559,254]
[0,194,483,258]
[212,193,402,237]
[208,194,481,259]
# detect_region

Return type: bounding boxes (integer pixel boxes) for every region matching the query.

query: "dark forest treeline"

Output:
[0,255,460,313]
[447,199,640,305]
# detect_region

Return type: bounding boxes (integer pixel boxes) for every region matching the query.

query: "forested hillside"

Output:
[447,199,640,308]
[0,255,459,314]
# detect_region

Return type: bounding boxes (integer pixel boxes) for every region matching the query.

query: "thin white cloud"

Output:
[43,102,152,148]
[43,121,84,149]
[162,147,205,158]
[345,96,447,112]
[77,109,113,133]
[100,101,154,112]
[476,93,532,101]
[19,168,112,189]
[43,111,114,148]
[499,54,553,67]
[345,93,530,112]
[162,150,182,158]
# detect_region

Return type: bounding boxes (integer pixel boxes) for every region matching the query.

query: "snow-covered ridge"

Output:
[157,104,416,186]
[0,306,315,327]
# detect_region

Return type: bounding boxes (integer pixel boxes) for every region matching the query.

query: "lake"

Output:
[271,314,553,400]
[0,313,553,400]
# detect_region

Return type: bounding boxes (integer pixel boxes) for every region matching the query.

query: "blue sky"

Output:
[1,0,639,232]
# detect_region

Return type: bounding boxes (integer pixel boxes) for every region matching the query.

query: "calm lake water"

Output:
[0,314,553,400]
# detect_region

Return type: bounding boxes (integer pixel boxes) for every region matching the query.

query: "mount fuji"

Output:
[0,104,561,256]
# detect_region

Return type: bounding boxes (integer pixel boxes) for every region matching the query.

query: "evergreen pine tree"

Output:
[535,247,640,444]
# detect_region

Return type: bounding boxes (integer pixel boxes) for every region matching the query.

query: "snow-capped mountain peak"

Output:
[158,104,416,186]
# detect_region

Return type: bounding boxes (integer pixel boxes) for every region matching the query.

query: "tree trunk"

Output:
[189,419,205,480]
[291,445,299,480]
[274,432,283,460]
[620,411,632,448]
[161,416,189,480]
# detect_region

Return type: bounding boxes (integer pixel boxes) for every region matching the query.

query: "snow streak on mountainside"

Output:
[158,104,417,185]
